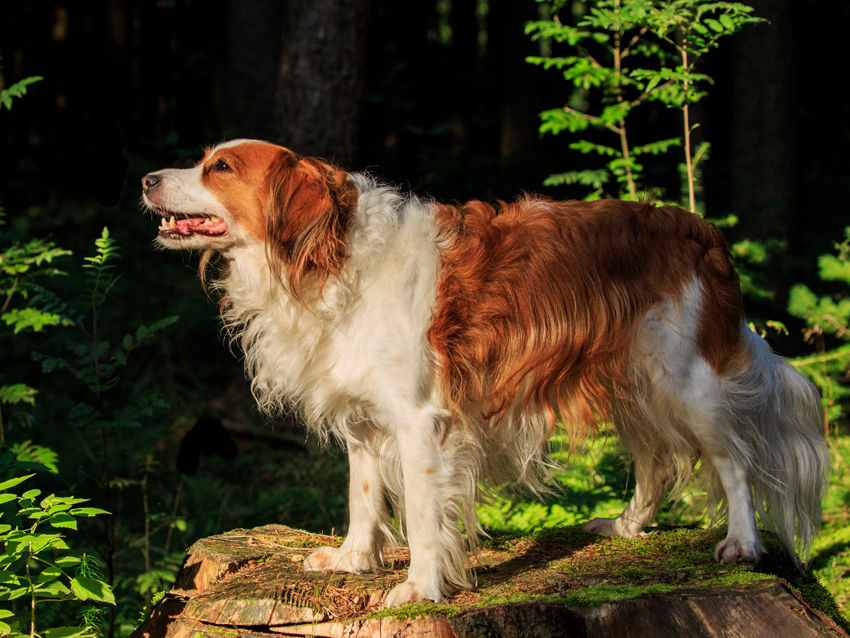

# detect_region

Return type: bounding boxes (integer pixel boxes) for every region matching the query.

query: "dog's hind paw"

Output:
[385,579,446,607]
[303,545,376,574]
[713,536,765,564]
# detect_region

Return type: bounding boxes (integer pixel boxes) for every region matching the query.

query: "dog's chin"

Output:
[154,232,232,251]
[151,211,234,251]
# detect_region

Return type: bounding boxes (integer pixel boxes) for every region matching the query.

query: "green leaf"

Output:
[819,253,850,285]
[32,352,71,375]
[568,140,620,157]
[49,514,78,530]
[54,556,83,568]
[599,102,631,124]
[0,585,29,601]
[632,137,681,156]
[10,441,59,473]
[1,307,65,333]
[43,627,93,638]
[537,107,593,136]
[691,21,710,36]
[0,384,37,406]
[0,570,20,585]
[0,474,35,492]
[719,13,737,30]
[704,18,724,32]
[543,169,610,189]
[787,284,819,320]
[0,76,43,110]
[34,582,72,598]
[70,576,116,604]
[765,320,788,335]
[70,507,110,517]
[37,565,63,583]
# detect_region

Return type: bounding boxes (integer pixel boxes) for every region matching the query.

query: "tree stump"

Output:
[131,525,848,638]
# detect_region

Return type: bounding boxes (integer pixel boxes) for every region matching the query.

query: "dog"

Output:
[142,139,828,607]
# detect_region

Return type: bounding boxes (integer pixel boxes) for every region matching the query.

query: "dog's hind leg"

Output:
[657,359,766,564]
[704,451,764,563]
[583,420,673,538]
[304,436,391,574]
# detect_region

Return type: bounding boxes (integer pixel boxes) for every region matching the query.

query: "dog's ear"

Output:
[264,152,357,303]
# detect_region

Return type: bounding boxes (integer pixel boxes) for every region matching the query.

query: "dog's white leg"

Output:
[304,440,388,574]
[680,374,766,563]
[582,441,671,538]
[707,452,765,563]
[384,409,471,607]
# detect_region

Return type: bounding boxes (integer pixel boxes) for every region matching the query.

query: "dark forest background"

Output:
[2,0,850,630]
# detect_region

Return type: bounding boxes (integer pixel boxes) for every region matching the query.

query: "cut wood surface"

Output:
[131,524,849,638]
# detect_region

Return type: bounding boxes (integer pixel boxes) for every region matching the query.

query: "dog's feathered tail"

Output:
[727,326,828,565]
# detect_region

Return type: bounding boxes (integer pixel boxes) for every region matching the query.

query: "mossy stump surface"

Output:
[132,524,849,638]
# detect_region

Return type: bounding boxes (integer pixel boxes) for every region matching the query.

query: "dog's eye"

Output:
[211,159,232,173]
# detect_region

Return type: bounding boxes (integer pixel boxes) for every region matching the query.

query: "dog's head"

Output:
[142,139,358,299]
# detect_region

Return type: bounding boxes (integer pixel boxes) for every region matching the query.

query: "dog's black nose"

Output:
[142,173,161,191]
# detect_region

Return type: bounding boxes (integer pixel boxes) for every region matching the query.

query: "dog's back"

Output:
[429,197,744,433]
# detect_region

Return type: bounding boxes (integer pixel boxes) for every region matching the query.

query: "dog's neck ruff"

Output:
[219,175,443,440]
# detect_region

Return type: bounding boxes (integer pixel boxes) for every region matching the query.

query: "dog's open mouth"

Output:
[156,213,229,239]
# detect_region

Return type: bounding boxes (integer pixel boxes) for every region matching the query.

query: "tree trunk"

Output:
[132,525,848,638]
[274,0,371,168]
[224,0,285,141]
[729,0,797,241]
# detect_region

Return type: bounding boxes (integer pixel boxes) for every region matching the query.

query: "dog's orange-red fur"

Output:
[263,151,358,302]
[428,197,746,438]
[199,142,282,242]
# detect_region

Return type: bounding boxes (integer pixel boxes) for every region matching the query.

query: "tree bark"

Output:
[274,0,371,168]
[225,0,286,141]
[729,0,797,240]
[132,525,848,638]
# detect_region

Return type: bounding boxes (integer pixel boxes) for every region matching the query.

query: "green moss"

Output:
[363,571,776,625]
[755,531,850,633]
[699,571,772,587]
[533,524,596,547]
[366,602,462,621]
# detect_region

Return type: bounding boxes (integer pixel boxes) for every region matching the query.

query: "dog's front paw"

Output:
[385,579,446,607]
[303,545,375,574]
[713,536,765,564]
[582,516,641,538]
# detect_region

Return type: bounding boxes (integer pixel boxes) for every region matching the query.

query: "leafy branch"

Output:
[788,228,850,433]
[0,76,42,111]
[0,453,114,638]
[526,0,761,207]
[30,229,177,638]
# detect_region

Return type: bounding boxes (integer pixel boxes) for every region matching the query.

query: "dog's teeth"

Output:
[210,217,220,223]
[160,217,167,229]
[169,216,176,229]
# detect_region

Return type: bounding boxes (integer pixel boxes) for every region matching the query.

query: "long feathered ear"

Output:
[264,151,358,303]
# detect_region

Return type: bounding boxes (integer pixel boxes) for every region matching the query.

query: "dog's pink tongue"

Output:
[177,216,227,234]
[160,216,228,235]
